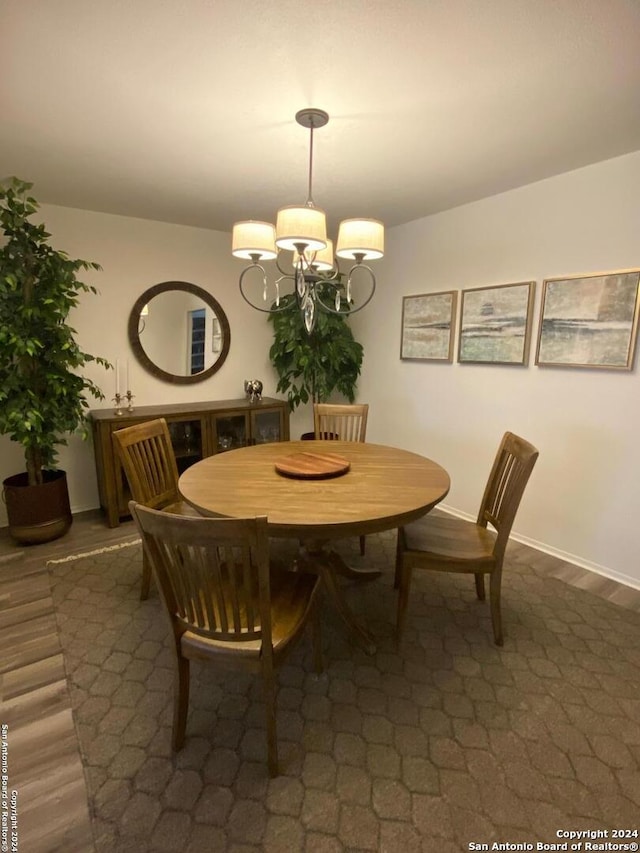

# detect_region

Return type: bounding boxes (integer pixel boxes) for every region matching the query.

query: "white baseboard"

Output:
[437,502,640,593]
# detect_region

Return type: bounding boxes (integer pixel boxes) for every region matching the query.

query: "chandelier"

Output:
[231,108,384,334]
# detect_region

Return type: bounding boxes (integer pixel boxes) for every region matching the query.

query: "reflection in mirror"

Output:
[128,282,231,384]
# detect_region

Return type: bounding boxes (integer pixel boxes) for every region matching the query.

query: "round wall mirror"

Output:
[128,281,231,384]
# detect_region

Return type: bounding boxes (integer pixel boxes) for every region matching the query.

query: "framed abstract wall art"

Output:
[535,269,640,369]
[400,290,457,361]
[458,281,535,365]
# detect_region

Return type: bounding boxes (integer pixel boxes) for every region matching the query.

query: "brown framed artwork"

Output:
[458,281,535,365]
[400,290,457,362]
[535,269,640,369]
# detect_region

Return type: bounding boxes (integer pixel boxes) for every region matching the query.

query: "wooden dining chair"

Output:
[113,418,199,600]
[129,502,323,776]
[313,403,369,554]
[395,431,539,645]
[313,402,368,443]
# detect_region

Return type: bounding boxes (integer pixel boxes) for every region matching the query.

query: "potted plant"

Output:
[268,291,364,430]
[0,177,110,544]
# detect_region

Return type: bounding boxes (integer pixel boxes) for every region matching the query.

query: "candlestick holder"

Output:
[113,393,124,416]
[125,390,135,413]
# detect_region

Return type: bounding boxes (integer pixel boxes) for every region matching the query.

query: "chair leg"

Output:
[140,550,152,601]
[359,535,366,556]
[489,571,504,646]
[394,528,403,589]
[474,573,486,601]
[172,656,190,750]
[262,669,279,777]
[396,561,413,640]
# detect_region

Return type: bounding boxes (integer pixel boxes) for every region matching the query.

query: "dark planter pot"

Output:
[3,469,72,545]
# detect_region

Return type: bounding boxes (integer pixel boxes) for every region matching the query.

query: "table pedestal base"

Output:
[299,544,381,655]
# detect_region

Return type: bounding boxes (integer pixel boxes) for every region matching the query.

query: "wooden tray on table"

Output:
[275,450,350,479]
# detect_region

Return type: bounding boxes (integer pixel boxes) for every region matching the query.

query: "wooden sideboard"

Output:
[89,397,290,527]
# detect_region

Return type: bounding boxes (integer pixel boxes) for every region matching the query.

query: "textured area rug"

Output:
[49,532,640,853]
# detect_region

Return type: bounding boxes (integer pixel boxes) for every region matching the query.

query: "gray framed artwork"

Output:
[400,290,457,361]
[535,269,640,369]
[458,281,535,365]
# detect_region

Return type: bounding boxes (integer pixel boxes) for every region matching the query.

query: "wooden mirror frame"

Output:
[128,281,231,384]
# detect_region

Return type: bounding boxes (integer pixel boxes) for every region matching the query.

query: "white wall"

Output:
[352,150,640,589]
[0,204,289,526]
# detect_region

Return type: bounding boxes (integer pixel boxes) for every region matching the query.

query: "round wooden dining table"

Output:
[179,440,450,652]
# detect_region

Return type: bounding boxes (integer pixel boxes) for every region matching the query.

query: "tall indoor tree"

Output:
[0,177,110,541]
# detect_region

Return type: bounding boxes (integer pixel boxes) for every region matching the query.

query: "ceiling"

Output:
[2,1,640,236]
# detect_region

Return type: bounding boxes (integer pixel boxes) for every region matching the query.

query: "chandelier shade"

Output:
[275,205,327,252]
[336,218,385,260]
[232,108,384,334]
[232,221,277,260]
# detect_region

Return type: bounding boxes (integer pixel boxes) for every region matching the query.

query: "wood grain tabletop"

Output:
[179,440,450,539]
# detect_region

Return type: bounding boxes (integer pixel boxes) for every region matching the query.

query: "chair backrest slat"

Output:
[168,542,196,625]
[191,544,210,628]
[477,431,538,559]
[130,503,272,645]
[209,545,229,633]
[113,418,180,509]
[241,545,256,631]
[313,403,368,443]
[201,545,223,631]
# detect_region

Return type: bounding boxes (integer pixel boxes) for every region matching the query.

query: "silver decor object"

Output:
[244,379,263,403]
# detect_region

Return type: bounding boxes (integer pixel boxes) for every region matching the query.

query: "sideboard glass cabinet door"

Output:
[211,404,288,450]
[251,408,285,444]
[211,413,249,452]
[167,418,204,473]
